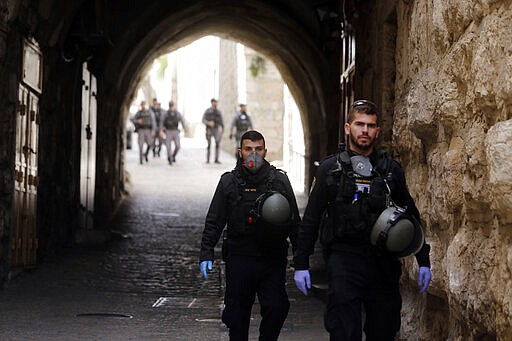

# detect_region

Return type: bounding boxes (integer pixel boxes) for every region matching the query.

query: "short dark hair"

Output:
[240,130,265,148]
[347,99,379,124]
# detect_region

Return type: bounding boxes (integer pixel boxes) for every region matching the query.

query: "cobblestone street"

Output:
[0,137,328,340]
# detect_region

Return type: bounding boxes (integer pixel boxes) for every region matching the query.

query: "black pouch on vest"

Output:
[319,207,335,246]
[339,174,357,199]
[368,177,387,211]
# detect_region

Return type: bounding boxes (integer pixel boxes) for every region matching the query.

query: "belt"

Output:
[329,242,380,256]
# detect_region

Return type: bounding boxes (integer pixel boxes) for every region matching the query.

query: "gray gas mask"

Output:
[243,152,264,173]
[350,155,373,177]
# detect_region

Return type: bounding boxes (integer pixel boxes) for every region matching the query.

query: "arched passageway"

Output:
[0,0,341,284]
[2,1,509,339]
[90,1,340,223]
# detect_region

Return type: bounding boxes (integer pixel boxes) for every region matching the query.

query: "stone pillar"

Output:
[244,47,284,162]
[218,39,238,158]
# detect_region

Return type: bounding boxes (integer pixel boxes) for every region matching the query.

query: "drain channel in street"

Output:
[76,313,133,318]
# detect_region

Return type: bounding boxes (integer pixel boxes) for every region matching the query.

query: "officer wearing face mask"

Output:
[199,130,301,341]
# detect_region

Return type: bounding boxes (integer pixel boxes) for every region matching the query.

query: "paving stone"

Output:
[0,137,328,340]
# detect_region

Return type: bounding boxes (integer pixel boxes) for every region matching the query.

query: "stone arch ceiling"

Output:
[29,0,338,190]
[99,1,331,156]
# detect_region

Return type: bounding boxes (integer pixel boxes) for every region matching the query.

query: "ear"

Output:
[344,122,350,135]
[238,148,242,159]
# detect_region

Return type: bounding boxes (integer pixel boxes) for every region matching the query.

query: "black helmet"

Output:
[255,191,291,225]
[370,206,424,257]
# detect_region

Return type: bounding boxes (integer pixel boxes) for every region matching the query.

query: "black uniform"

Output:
[293,149,430,341]
[150,105,162,156]
[200,161,301,341]
[202,107,224,163]
[231,111,253,141]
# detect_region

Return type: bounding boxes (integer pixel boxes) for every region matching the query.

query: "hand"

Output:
[200,260,213,279]
[418,266,432,293]
[294,270,311,296]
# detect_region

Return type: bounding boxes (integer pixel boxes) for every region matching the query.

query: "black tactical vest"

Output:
[164,111,179,130]
[235,113,250,131]
[320,150,391,246]
[204,109,221,128]
[227,166,291,239]
[139,110,153,128]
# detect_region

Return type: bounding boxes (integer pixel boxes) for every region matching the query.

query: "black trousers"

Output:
[222,255,290,341]
[325,251,402,341]
[205,127,221,162]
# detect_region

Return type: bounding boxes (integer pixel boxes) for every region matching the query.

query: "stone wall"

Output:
[245,47,285,162]
[394,1,511,339]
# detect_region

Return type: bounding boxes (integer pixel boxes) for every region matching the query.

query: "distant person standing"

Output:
[229,103,253,157]
[149,98,163,157]
[130,100,156,164]
[160,101,187,165]
[202,98,224,164]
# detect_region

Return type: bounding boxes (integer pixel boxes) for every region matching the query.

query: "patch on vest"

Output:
[350,155,373,177]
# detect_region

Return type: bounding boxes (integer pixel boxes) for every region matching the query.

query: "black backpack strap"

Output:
[266,166,276,191]
[372,150,391,178]
[231,169,246,204]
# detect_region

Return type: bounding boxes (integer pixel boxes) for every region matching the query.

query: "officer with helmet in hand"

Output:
[293,100,432,341]
[199,130,301,341]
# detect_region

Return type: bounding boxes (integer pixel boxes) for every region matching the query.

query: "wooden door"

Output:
[12,87,40,267]
[12,39,42,268]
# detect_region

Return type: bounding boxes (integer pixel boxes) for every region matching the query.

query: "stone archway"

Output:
[91,1,339,221]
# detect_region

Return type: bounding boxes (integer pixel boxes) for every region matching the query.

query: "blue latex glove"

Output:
[200,260,213,279]
[294,270,311,296]
[418,266,432,293]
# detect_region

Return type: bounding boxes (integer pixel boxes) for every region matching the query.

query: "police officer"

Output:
[159,101,186,165]
[229,104,253,157]
[149,98,163,157]
[293,100,432,340]
[202,98,224,164]
[199,130,301,341]
[130,100,156,164]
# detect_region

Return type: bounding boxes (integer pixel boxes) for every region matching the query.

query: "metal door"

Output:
[12,39,42,267]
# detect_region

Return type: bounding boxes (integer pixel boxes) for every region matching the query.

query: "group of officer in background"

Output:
[129,97,187,165]
[131,97,254,166]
